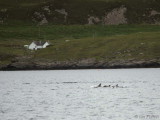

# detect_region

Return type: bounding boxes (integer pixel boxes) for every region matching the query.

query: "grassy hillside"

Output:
[0,0,160,24]
[0,24,160,66]
[35,31,160,61]
[0,0,160,68]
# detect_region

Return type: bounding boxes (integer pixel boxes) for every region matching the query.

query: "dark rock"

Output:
[1,58,160,70]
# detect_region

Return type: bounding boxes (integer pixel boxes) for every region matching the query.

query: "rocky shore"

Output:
[0,57,160,70]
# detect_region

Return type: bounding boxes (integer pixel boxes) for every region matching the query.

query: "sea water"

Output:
[0,69,160,120]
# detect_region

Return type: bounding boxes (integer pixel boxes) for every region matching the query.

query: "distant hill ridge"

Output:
[0,0,160,25]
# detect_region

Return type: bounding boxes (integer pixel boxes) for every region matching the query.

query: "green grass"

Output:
[0,24,160,66]
[34,31,160,61]
[1,24,160,40]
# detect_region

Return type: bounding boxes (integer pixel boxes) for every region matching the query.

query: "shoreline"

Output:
[1,59,160,71]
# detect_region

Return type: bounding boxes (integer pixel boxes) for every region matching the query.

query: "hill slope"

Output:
[0,0,160,25]
[0,0,160,69]
[0,25,160,70]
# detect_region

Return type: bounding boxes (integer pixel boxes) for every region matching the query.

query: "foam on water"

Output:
[0,69,160,120]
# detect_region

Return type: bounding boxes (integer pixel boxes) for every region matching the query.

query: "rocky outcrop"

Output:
[55,9,68,22]
[87,6,127,25]
[43,6,51,15]
[103,6,127,25]
[149,10,160,25]
[88,16,101,25]
[0,8,8,24]
[150,10,160,16]
[1,57,160,70]
[33,12,48,25]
